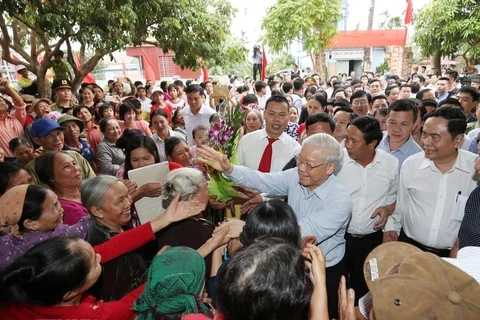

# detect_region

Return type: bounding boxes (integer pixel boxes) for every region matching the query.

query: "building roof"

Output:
[329,29,407,48]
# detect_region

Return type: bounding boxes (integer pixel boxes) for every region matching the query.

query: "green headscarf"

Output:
[134,246,211,320]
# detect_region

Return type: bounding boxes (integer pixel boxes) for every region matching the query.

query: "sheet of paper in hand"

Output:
[128,161,169,224]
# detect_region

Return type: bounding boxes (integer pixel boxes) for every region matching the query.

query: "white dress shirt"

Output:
[183,104,216,146]
[137,97,152,112]
[237,128,301,172]
[151,130,184,162]
[336,149,399,235]
[387,150,478,249]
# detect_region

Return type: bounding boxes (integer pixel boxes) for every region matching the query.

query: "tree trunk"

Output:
[433,50,441,70]
[314,52,326,82]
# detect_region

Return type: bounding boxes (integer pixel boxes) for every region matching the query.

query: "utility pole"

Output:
[364,0,375,72]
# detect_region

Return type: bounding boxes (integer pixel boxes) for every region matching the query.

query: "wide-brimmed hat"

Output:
[364,242,480,320]
[57,114,84,132]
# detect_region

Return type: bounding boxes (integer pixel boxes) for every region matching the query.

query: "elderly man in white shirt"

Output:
[336,115,399,304]
[385,107,478,257]
[183,84,216,146]
[237,95,301,173]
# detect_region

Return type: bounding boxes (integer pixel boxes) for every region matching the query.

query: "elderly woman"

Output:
[134,247,212,320]
[80,86,95,108]
[0,162,33,196]
[82,175,150,301]
[172,107,187,140]
[156,168,215,274]
[0,182,206,319]
[0,184,93,270]
[35,151,88,225]
[8,137,36,165]
[97,117,125,175]
[165,136,193,168]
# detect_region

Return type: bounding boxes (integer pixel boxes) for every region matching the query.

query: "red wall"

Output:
[126,46,201,80]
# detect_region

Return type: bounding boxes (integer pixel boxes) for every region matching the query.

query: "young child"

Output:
[190,125,208,160]
[98,103,115,120]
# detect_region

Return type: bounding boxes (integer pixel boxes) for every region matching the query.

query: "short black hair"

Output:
[372,94,389,105]
[348,116,383,148]
[388,99,418,122]
[264,95,289,112]
[437,76,451,83]
[99,117,118,133]
[293,77,304,90]
[123,135,159,179]
[458,86,480,101]
[305,113,335,133]
[282,82,293,94]
[240,200,301,246]
[309,93,327,108]
[421,99,438,109]
[8,137,32,153]
[438,97,461,109]
[369,78,381,85]
[254,81,267,93]
[118,102,135,121]
[0,236,90,305]
[373,107,388,117]
[216,238,312,320]
[385,85,399,96]
[334,107,357,121]
[173,80,185,88]
[350,90,371,104]
[424,106,467,139]
[242,94,258,105]
[0,162,28,196]
[446,70,459,81]
[185,84,204,96]
[165,136,186,158]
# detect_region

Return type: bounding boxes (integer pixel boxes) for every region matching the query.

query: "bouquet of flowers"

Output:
[206,100,246,203]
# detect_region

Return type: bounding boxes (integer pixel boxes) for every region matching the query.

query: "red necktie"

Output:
[258,137,278,173]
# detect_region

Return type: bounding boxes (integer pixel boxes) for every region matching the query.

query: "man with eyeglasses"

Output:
[350,90,371,116]
[26,118,96,184]
[197,133,352,319]
[336,116,399,305]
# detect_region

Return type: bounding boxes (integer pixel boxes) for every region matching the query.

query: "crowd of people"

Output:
[0,63,480,320]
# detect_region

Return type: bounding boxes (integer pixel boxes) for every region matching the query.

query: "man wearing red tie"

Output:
[237,95,301,173]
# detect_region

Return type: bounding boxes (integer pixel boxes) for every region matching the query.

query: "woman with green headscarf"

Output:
[134,246,212,320]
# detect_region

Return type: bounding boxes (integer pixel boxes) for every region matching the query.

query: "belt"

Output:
[347,229,383,239]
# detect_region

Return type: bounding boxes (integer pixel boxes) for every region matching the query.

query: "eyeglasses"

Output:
[294,154,325,171]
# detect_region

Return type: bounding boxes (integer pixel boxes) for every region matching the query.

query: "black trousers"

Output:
[399,230,450,257]
[253,63,261,81]
[325,256,346,319]
[345,230,383,305]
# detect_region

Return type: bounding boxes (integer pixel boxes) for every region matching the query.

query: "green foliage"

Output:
[261,0,343,55]
[267,53,295,74]
[414,0,480,61]
[0,0,245,95]
[376,60,389,74]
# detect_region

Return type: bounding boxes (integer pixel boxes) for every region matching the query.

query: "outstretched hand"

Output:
[196,145,233,174]
[163,191,206,224]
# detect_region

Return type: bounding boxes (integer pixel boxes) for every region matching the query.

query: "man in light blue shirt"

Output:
[197,133,352,319]
[378,99,422,168]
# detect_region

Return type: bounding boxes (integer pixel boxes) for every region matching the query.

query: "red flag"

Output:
[405,0,413,25]
[141,49,156,81]
[261,47,267,81]
[202,67,210,82]
[75,52,96,83]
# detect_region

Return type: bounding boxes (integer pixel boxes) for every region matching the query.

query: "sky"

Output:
[228,0,430,49]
